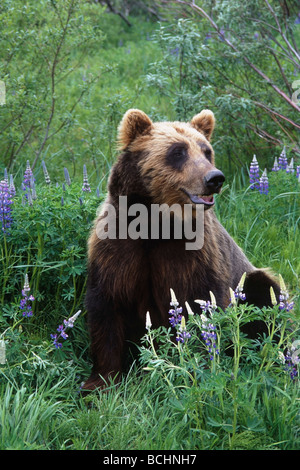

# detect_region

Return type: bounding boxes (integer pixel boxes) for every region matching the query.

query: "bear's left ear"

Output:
[191,110,215,141]
[118,109,153,149]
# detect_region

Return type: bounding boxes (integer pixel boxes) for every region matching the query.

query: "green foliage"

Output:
[0,1,164,180]
[145,4,300,174]
[0,160,299,450]
[138,295,300,450]
[215,167,300,308]
[0,1,300,451]
[0,175,100,342]
[0,0,106,173]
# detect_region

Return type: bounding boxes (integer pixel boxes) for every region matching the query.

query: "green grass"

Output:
[0,165,299,451]
[0,6,299,452]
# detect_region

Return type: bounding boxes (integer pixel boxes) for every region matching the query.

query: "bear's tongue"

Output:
[190,194,214,205]
[200,195,214,203]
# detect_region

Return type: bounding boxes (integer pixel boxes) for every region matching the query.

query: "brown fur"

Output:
[83,109,280,392]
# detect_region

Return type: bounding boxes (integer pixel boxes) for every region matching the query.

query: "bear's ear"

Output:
[191,110,215,141]
[118,109,153,149]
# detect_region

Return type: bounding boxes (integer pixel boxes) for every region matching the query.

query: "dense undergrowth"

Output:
[0,0,299,451]
[0,159,299,450]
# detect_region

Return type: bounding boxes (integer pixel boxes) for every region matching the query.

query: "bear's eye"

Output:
[166,143,188,170]
[199,143,212,162]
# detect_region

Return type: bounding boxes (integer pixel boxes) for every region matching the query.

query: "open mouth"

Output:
[181,189,215,206]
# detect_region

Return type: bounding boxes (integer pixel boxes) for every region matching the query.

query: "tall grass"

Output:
[0,160,299,450]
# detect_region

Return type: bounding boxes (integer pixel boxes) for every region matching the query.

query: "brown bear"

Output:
[83,109,280,391]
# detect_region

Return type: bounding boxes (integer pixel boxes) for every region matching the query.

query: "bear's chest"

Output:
[114,238,225,325]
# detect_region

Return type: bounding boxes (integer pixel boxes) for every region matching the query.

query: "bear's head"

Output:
[111,109,225,211]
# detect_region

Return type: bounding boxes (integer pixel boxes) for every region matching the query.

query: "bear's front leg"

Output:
[82,290,125,392]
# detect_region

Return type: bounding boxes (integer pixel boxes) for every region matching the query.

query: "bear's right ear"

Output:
[191,110,215,141]
[117,109,153,149]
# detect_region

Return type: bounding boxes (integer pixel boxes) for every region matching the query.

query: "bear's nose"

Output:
[204,170,225,193]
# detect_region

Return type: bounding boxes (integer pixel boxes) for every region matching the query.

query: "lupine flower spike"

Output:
[169,288,183,327]
[234,272,246,301]
[50,310,81,349]
[229,287,237,305]
[296,166,300,179]
[269,286,277,306]
[82,164,91,192]
[284,345,299,380]
[185,301,194,316]
[23,161,34,195]
[209,291,217,311]
[9,175,16,197]
[259,169,269,195]
[0,180,14,234]
[278,274,294,312]
[146,311,152,330]
[286,158,294,174]
[176,316,191,344]
[20,274,35,317]
[278,146,287,170]
[279,343,299,381]
[194,293,217,317]
[195,295,219,359]
[3,168,8,183]
[64,167,71,186]
[197,308,219,359]
[249,155,260,189]
[42,161,51,184]
[272,157,279,172]
[195,299,212,315]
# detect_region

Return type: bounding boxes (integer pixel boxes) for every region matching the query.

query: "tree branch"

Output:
[169,0,300,112]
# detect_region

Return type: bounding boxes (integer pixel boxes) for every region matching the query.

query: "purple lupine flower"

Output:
[176,316,191,344]
[169,289,191,343]
[9,175,16,197]
[50,310,81,349]
[272,157,279,172]
[19,274,35,317]
[284,347,299,380]
[195,293,219,359]
[64,167,71,186]
[0,180,14,234]
[42,161,51,184]
[278,275,294,312]
[169,288,183,327]
[31,177,37,200]
[249,155,260,189]
[23,161,34,195]
[234,272,246,301]
[259,169,269,195]
[296,166,300,179]
[286,158,294,174]
[195,291,217,316]
[200,317,219,360]
[169,305,183,327]
[279,344,299,381]
[278,146,288,170]
[82,164,91,192]
[176,328,191,344]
